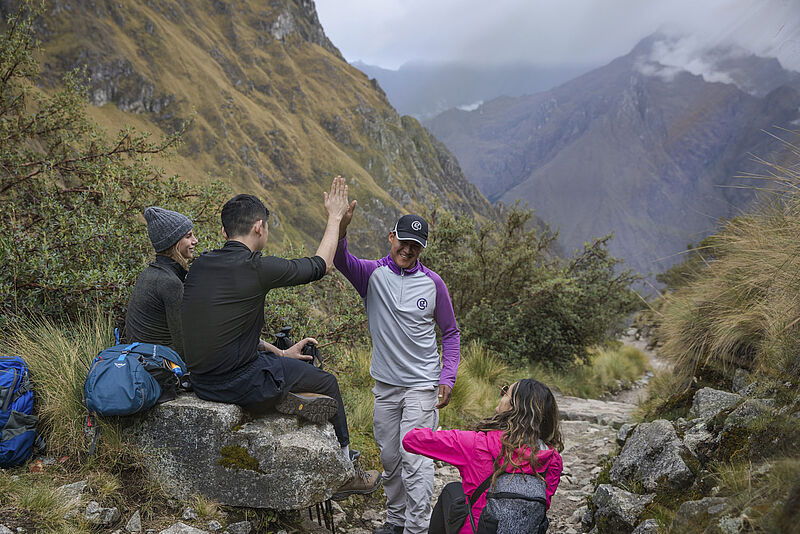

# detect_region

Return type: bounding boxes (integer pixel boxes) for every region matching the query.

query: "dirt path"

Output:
[335,333,667,534]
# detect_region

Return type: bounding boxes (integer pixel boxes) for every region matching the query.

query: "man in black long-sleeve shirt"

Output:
[181,177,379,498]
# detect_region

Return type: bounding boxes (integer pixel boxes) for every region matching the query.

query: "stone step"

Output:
[554,394,636,428]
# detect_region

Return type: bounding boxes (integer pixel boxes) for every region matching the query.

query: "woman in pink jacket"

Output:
[402,378,563,534]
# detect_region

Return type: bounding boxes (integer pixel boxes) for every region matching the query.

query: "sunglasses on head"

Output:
[500,384,509,398]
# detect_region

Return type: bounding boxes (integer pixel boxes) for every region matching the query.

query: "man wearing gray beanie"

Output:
[124,206,198,354]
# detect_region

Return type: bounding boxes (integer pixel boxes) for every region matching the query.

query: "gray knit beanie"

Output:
[144,207,193,252]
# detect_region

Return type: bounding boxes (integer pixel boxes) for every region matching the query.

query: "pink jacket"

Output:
[402,428,563,534]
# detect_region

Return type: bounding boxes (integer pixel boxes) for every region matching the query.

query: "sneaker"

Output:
[331,461,381,500]
[275,392,338,424]
[372,522,404,534]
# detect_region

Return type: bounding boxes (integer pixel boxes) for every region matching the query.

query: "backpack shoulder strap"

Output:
[468,473,494,506]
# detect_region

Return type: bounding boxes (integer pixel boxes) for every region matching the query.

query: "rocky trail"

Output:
[333,333,668,534]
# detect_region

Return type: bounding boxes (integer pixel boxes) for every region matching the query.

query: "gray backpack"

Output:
[476,472,548,534]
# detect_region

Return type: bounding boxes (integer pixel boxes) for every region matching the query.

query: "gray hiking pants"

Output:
[373,381,439,534]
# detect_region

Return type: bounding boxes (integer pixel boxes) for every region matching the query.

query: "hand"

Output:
[282,337,318,361]
[436,384,452,409]
[338,199,358,240]
[324,176,350,221]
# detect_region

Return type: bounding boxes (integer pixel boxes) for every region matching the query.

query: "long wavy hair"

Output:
[473,378,563,485]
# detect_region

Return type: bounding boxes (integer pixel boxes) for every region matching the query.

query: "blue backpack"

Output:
[84,342,187,417]
[0,355,40,468]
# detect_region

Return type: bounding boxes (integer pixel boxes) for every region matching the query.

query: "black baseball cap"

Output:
[393,214,428,248]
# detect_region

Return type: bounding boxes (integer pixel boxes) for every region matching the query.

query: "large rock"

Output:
[631,519,660,534]
[592,484,655,534]
[610,419,695,492]
[689,388,741,420]
[130,393,353,510]
[682,420,717,461]
[723,399,773,432]
[670,497,727,532]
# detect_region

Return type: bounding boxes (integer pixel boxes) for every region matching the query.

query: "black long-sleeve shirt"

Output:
[125,255,187,354]
[181,240,326,376]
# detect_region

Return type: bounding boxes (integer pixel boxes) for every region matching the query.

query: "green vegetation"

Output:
[637,141,800,532]
[0,3,650,531]
[0,2,229,327]
[423,206,640,369]
[531,343,650,399]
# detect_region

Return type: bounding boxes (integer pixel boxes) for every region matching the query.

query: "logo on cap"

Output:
[411,220,422,231]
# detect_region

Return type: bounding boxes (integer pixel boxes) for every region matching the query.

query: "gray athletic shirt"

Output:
[334,237,461,388]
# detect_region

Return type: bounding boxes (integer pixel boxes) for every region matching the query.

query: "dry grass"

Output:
[657,149,800,383]
[1,314,116,460]
[530,343,651,399]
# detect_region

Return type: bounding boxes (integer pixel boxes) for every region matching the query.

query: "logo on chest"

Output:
[416,298,428,310]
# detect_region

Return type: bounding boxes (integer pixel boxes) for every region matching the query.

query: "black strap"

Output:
[466,473,495,534]
[468,473,494,506]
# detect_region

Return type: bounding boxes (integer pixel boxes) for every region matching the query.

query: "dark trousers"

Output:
[190,352,349,447]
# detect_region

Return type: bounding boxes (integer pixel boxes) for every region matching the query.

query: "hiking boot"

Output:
[331,461,381,500]
[372,522,404,534]
[275,392,338,424]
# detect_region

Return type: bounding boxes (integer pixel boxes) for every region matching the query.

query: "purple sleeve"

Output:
[333,236,379,298]
[431,272,461,388]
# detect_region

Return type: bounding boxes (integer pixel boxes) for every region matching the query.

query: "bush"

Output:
[422,206,640,369]
[655,141,800,381]
[0,2,228,328]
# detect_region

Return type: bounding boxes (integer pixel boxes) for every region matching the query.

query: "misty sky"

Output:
[315,0,800,71]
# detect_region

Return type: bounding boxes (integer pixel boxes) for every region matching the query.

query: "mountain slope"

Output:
[426,35,800,277]
[10,0,494,254]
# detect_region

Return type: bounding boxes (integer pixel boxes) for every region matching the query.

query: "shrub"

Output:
[422,206,640,369]
[0,2,228,328]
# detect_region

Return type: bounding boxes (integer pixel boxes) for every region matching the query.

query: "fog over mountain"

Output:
[352,61,593,119]
[425,33,800,280]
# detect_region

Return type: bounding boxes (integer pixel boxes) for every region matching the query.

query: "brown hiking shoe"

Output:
[275,392,338,424]
[332,462,381,500]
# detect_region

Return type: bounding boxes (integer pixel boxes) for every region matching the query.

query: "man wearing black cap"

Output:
[334,204,461,534]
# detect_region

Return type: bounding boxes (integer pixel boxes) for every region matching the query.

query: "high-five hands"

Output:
[324,175,351,221]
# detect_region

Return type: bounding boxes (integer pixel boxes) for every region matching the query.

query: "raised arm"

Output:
[332,190,380,297]
[315,176,351,274]
[402,428,475,468]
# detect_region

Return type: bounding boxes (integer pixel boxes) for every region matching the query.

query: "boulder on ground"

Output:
[682,420,717,461]
[129,393,353,510]
[732,368,751,393]
[592,484,655,534]
[689,388,741,420]
[670,497,727,532]
[723,399,773,432]
[610,419,695,492]
[85,501,121,526]
[616,423,635,447]
[631,519,660,534]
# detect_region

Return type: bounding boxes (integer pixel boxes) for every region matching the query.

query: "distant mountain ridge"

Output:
[8,0,495,256]
[425,34,800,279]
[354,60,593,119]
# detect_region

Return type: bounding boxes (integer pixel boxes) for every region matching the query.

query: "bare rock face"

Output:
[689,388,741,420]
[129,393,353,510]
[592,484,655,534]
[610,419,695,492]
